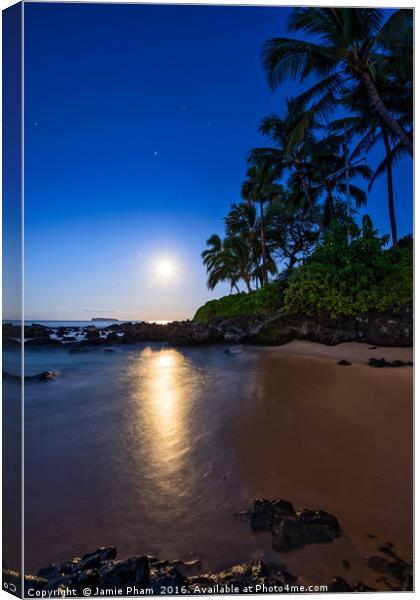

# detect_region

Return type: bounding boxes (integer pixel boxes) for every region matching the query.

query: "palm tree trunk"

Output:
[296,163,326,233]
[259,200,268,285]
[326,188,335,225]
[382,127,398,247]
[360,70,413,157]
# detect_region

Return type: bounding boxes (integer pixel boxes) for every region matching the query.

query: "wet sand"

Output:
[235,341,413,590]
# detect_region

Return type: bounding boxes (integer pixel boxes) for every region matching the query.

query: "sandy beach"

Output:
[235,341,413,590]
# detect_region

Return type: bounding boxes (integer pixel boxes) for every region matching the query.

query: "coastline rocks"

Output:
[168,322,223,346]
[249,499,341,552]
[368,357,412,368]
[31,550,297,595]
[21,540,413,595]
[2,306,413,350]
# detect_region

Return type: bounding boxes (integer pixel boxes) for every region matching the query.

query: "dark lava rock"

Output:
[272,517,306,552]
[99,556,149,590]
[337,360,351,366]
[249,499,341,552]
[367,553,412,588]
[25,324,52,339]
[249,317,296,346]
[32,549,297,595]
[329,576,352,592]
[4,370,58,383]
[28,371,57,382]
[82,547,117,562]
[188,560,295,592]
[249,499,295,531]
[168,322,223,346]
[75,569,100,592]
[85,328,100,339]
[59,558,81,575]
[149,565,185,593]
[106,332,121,342]
[37,563,61,579]
[369,357,412,368]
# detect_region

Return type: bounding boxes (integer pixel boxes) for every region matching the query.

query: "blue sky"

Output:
[23,3,413,321]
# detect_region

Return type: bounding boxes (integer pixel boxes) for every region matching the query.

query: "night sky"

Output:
[23,3,413,321]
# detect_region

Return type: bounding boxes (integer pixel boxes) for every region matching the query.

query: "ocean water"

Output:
[8,343,269,573]
[5,320,170,329]
[3,342,413,588]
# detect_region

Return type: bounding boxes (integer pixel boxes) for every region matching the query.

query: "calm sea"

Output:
[5,343,267,573]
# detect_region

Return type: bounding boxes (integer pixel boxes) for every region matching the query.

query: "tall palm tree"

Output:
[263,8,413,155]
[330,68,411,247]
[241,159,281,285]
[311,134,372,227]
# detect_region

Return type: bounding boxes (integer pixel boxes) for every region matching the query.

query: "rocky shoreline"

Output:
[3,500,412,595]
[2,308,413,350]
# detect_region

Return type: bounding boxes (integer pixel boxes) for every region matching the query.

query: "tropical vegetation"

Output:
[198,7,413,322]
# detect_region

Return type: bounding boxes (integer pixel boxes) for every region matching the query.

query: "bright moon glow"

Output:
[156,259,176,280]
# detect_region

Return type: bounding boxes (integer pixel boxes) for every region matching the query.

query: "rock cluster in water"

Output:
[248,499,341,552]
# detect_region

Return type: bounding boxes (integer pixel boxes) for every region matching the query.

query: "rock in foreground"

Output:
[248,499,341,552]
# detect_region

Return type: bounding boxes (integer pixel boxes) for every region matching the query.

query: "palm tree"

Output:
[311,133,372,228]
[263,8,413,155]
[250,106,370,235]
[201,233,255,293]
[241,159,281,285]
[224,202,263,288]
[250,106,326,233]
[330,68,411,247]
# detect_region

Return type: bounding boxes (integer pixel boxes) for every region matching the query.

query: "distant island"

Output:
[91,317,119,322]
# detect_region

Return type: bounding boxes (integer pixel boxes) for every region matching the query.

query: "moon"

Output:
[156,259,176,280]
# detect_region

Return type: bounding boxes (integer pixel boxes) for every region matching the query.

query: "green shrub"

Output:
[284,218,413,318]
[193,281,284,323]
